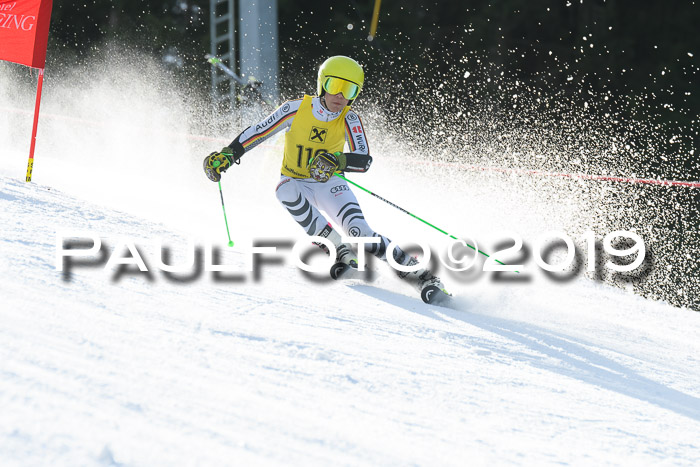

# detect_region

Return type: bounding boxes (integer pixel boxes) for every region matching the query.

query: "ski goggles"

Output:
[322,76,360,100]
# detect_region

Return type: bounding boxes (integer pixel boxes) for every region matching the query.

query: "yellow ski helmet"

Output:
[317,56,364,103]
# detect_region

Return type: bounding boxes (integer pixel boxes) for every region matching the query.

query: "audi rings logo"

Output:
[330,185,348,194]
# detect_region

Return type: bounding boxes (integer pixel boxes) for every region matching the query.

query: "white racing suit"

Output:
[226,95,412,266]
[274,175,394,261]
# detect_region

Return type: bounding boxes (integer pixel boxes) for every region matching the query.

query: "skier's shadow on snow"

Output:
[351,285,700,422]
[349,284,451,322]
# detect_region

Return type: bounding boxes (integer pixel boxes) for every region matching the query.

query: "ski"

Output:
[330,262,358,280]
[332,261,452,306]
[420,284,452,305]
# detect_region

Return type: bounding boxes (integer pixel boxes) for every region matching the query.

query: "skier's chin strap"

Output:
[320,94,330,111]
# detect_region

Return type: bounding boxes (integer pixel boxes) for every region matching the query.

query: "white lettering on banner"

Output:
[0,3,17,12]
[21,14,34,30]
[0,13,36,31]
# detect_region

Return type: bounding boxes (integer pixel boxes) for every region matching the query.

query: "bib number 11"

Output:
[296,145,327,168]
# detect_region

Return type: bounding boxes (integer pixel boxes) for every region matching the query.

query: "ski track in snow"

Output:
[1,173,700,466]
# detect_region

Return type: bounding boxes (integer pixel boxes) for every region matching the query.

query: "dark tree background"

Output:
[47,0,698,175]
[39,0,700,310]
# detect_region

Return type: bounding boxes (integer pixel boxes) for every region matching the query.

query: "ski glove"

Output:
[204,147,239,182]
[308,151,346,183]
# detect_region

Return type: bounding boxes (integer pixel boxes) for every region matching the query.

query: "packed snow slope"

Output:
[2,57,700,465]
[2,175,700,465]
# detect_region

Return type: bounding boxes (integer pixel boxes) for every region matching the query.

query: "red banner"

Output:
[0,0,53,68]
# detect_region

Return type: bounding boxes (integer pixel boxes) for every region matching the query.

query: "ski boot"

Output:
[316,226,360,279]
[330,243,359,279]
[398,257,451,304]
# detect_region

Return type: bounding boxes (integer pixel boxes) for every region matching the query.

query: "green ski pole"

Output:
[217,180,234,247]
[334,173,509,268]
[209,153,235,248]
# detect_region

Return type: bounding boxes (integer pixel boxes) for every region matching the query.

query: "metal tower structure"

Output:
[209,0,279,113]
[209,0,236,110]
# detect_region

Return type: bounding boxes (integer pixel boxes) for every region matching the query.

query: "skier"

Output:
[203,55,448,301]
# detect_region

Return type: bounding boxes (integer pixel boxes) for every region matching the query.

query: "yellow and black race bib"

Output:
[281,95,349,178]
